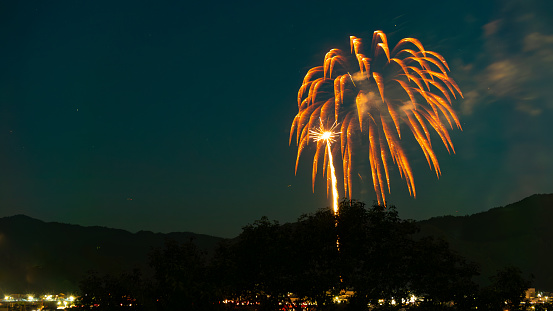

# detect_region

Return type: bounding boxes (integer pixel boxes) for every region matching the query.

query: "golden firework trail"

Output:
[291,31,463,205]
[309,119,341,215]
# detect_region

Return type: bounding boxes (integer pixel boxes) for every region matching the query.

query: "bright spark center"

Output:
[308,119,341,216]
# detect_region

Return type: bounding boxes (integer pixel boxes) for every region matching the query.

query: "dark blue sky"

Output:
[1,0,552,237]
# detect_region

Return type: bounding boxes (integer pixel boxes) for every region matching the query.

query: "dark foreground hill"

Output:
[0,193,552,294]
[417,193,553,290]
[0,215,223,294]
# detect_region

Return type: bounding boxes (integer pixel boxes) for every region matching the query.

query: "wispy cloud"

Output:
[455,2,553,116]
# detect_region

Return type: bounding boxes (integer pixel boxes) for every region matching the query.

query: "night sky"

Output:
[1,0,552,238]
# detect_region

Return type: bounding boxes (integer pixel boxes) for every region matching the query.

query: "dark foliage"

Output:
[338,201,419,308]
[477,266,532,311]
[77,199,533,310]
[409,236,480,308]
[148,238,225,311]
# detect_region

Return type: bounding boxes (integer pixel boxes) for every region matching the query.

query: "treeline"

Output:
[75,199,535,311]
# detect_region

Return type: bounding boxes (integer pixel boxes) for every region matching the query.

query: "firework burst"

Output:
[291,31,463,205]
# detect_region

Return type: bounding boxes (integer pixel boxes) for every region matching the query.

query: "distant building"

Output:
[526,288,536,299]
[524,288,551,306]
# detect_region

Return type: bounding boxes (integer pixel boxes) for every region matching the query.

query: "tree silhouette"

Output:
[291,207,342,308]
[410,237,480,310]
[294,199,480,310]
[337,200,418,309]
[230,216,296,310]
[149,238,217,311]
[477,266,532,311]
[75,200,502,311]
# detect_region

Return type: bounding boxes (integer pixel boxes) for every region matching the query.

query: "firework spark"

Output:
[291,31,463,205]
[309,119,341,215]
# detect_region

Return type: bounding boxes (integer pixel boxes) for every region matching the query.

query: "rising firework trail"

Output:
[309,119,341,215]
[291,30,463,206]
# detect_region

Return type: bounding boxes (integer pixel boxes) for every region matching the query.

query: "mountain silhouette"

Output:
[0,215,223,294]
[0,193,551,294]
[417,193,553,290]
